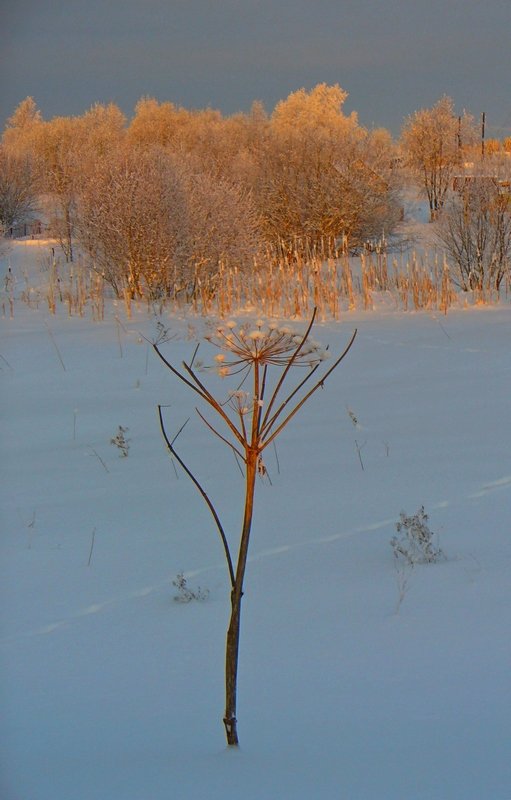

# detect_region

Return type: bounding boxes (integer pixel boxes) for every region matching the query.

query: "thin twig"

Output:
[152,343,209,400]
[44,321,66,371]
[232,450,245,476]
[181,361,247,448]
[195,407,246,463]
[272,441,281,474]
[155,343,246,450]
[0,353,14,370]
[434,316,452,340]
[115,315,123,358]
[88,446,109,473]
[354,439,366,471]
[87,527,97,567]
[260,360,322,440]
[188,342,201,368]
[169,414,190,445]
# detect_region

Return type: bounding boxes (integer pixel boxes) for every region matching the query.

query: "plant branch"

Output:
[195,407,246,463]
[261,329,357,450]
[157,405,235,588]
[259,307,317,430]
[154,341,246,449]
[260,360,322,440]
[181,361,247,448]
[153,343,209,403]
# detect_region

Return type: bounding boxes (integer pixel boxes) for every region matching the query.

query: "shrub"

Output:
[390,506,444,565]
[172,573,209,603]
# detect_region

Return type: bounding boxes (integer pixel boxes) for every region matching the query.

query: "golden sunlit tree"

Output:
[127,97,191,150]
[78,102,126,157]
[252,84,401,252]
[0,144,38,236]
[2,97,43,157]
[76,146,263,300]
[33,115,85,261]
[76,146,188,298]
[2,88,402,297]
[401,96,476,221]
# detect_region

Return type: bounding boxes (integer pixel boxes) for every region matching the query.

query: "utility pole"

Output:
[481,112,486,160]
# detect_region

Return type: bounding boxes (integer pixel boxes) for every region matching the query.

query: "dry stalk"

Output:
[153,310,356,747]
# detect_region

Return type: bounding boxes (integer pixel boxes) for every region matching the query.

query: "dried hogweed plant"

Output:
[152,309,356,746]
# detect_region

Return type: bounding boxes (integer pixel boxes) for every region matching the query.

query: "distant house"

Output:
[452,166,511,195]
[7,218,48,238]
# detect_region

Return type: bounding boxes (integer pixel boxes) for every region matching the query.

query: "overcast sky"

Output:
[1,0,510,137]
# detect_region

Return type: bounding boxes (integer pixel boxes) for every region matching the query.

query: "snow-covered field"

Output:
[1,240,510,799]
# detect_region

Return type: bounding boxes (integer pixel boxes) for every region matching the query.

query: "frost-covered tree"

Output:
[256,84,401,252]
[2,89,402,274]
[4,102,126,259]
[271,83,355,137]
[0,146,38,235]
[179,166,263,283]
[127,97,190,150]
[1,97,43,157]
[401,96,476,221]
[76,146,262,300]
[78,102,126,157]
[76,147,187,298]
[34,115,83,261]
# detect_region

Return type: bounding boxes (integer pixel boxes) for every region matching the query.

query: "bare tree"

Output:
[153,312,356,746]
[436,176,511,294]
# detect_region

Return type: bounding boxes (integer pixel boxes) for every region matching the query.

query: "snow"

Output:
[1,240,510,799]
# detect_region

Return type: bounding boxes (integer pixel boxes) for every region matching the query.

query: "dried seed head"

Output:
[204,317,328,371]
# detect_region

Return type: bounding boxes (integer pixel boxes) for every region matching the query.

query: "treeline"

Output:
[0,85,403,299]
[1,87,510,302]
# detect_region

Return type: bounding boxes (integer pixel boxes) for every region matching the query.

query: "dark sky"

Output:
[1,0,510,137]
